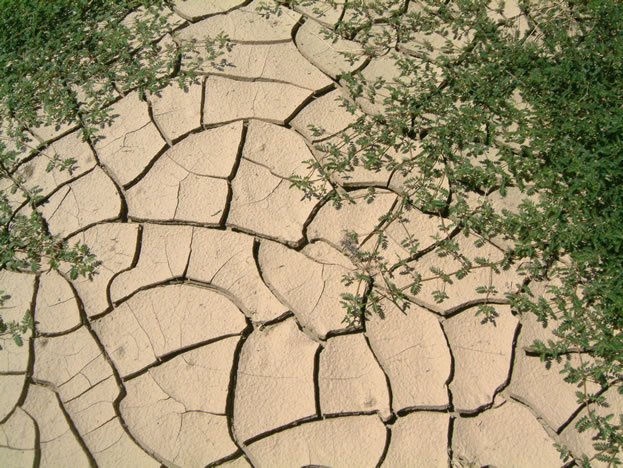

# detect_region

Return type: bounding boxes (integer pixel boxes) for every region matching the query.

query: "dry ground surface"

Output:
[1,1,617,467]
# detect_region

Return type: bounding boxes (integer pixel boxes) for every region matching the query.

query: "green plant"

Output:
[0,0,217,346]
[265,0,623,464]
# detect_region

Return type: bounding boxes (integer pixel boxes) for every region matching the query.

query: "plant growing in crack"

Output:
[264,0,623,464]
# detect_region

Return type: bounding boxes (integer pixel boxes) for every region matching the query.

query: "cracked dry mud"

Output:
[1,1,614,467]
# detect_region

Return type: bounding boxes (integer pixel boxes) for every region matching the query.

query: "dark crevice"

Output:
[20,166,96,217]
[313,345,323,417]
[122,333,243,381]
[113,376,164,462]
[161,115,204,147]
[292,316,324,345]
[341,178,392,191]
[121,141,170,191]
[555,384,613,435]
[65,279,89,329]
[79,125,106,166]
[165,119,208,147]
[492,320,522,399]
[50,386,99,467]
[199,76,207,129]
[102,277,205,315]
[524,347,588,357]
[106,167,128,223]
[505,395,563,452]
[395,404,450,418]
[240,154,302,185]
[339,53,372,80]
[442,297,511,319]
[164,39,185,82]
[324,323,363,338]
[382,292,442,318]
[324,326,365,340]
[291,20,344,88]
[4,277,42,426]
[554,389,621,467]
[0,349,33,427]
[283,83,335,127]
[146,95,172,146]
[284,82,338,131]
[106,223,143,312]
[447,415,455,468]
[362,333,396,422]
[322,410,381,420]
[386,224,462,276]
[81,414,117,438]
[251,239,294,324]
[385,167,402,194]
[0,371,26,376]
[383,412,397,426]
[204,116,275,131]
[30,271,41,331]
[82,127,127,198]
[243,411,380,446]
[221,121,248,226]
[289,8,305,44]
[438,319,455,413]
[126,216,223,229]
[30,123,81,147]
[156,113,215,150]
[20,408,41,468]
[29,377,57,390]
[241,416,318,446]
[255,311,295,330]
[251,238,266,283]
[228,224,302,250]
[54,212,126,245]
[341,182,392,195]
[31,414,42,468]
[448,398,498,416]
[298,190,338,250]
[62,374,115,405]
[225,318,254,458]
[104,277,253,321]
[6,137,52,175]
[375,425,392,468]
[306,122,351,145]
[336,1,347,23]
[36,273,85,335]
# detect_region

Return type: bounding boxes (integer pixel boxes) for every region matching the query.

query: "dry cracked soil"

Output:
[1,1,617,467]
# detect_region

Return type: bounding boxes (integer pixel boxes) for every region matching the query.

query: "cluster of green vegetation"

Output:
[0,0,198,346]
[271,0,622,464]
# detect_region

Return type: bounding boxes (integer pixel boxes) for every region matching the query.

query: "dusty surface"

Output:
[0,1,609,467]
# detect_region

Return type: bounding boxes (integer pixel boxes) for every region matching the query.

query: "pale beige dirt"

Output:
[0,1,600,467]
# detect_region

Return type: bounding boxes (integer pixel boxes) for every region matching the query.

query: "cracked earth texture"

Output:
[1,1,616,467]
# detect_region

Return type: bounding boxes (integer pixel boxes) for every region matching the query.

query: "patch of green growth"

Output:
[266,0,623,464]
[0,0,209,346]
